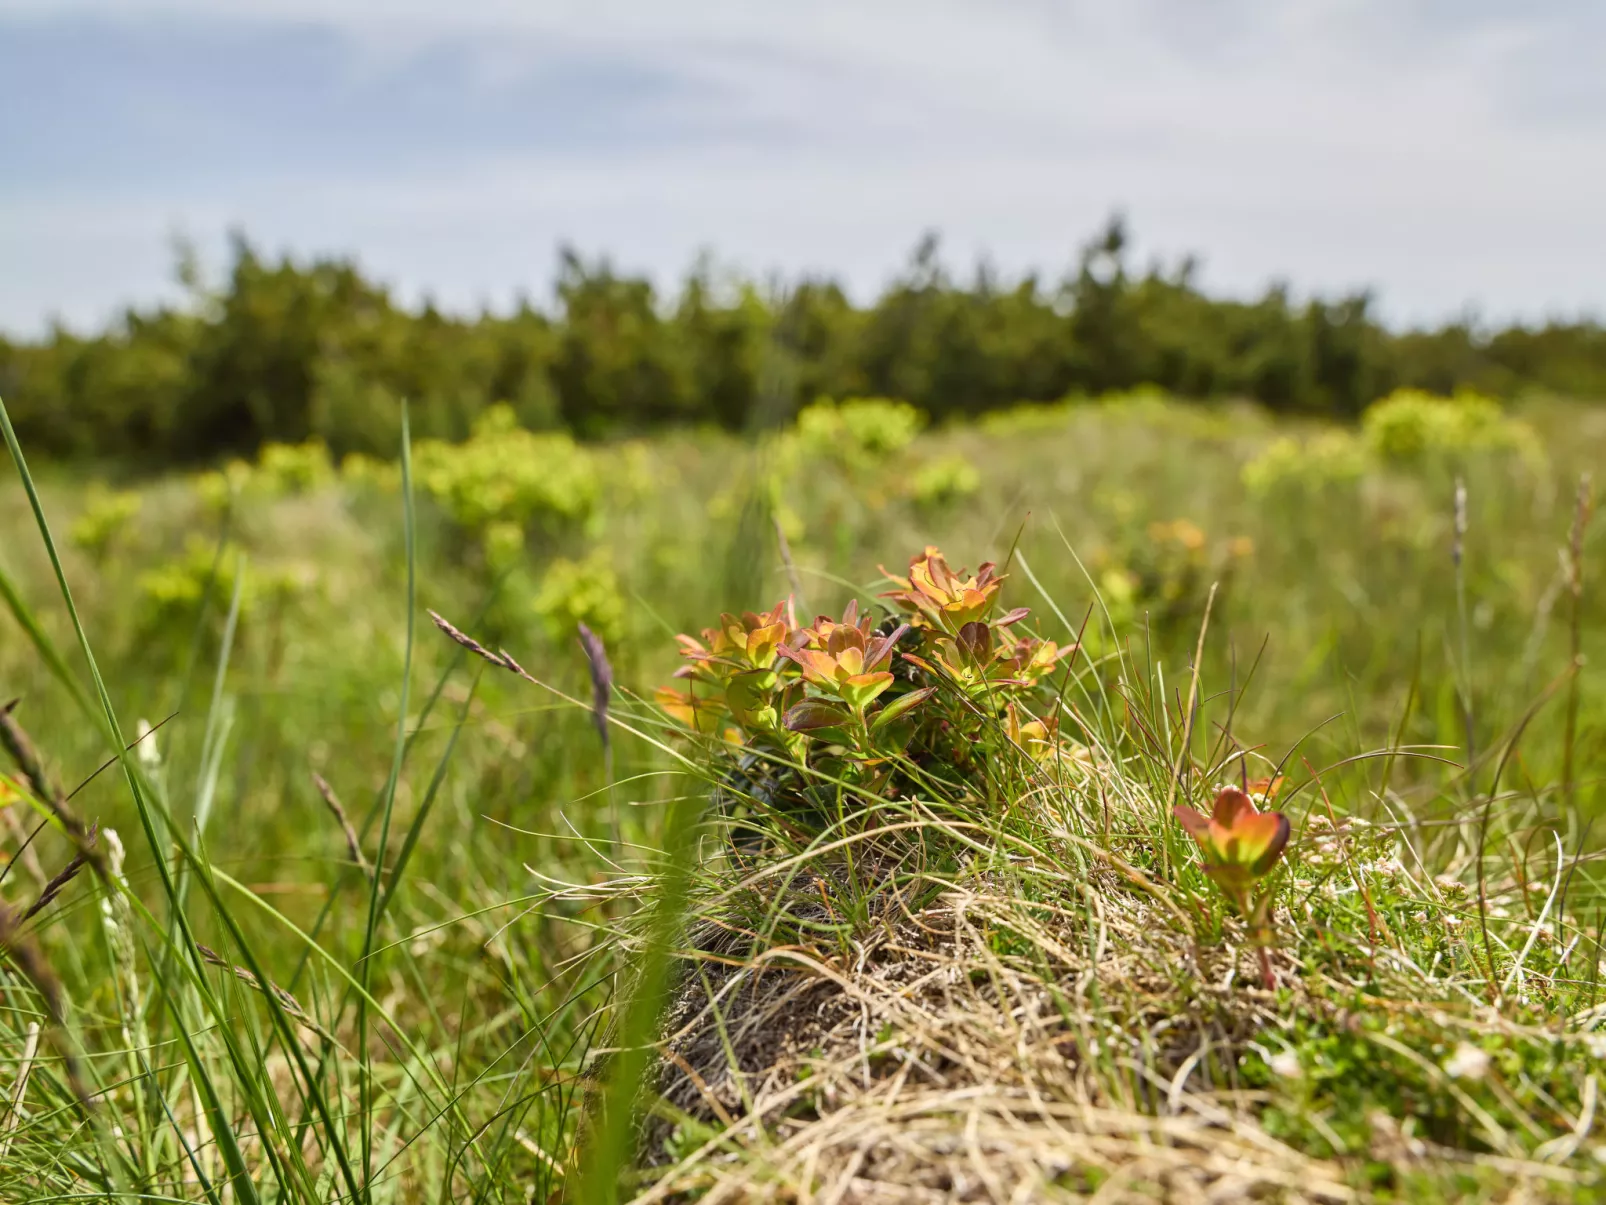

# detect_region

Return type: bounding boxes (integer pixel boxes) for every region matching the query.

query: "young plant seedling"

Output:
[1174,785,1291,989]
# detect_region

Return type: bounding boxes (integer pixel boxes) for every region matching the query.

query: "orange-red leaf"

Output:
[1211,786,1255,827]
[1173,804,1212,845]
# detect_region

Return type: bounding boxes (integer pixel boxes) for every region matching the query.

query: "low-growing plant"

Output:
[1174,781,1292,988]
[480,517,526,573]
[190,439,337,516]
[136,536,316,654]
[1095,384,1183,417]
[656,546,1076,845]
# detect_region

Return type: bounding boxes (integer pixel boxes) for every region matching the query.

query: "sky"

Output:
[2,0,1603,336]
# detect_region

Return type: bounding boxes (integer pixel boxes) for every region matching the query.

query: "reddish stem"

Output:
[1257,944,1275,991]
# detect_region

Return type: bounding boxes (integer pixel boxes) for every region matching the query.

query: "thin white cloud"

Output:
[1,0,1602,332]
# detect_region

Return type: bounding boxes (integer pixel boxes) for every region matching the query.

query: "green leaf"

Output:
[870,686,937,733]
[727,669,779,730]
[957,620,993,664]
[839,671,894,711]
[783,698,853,732]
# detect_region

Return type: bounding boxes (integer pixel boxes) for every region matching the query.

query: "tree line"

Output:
[3,218,1604,464]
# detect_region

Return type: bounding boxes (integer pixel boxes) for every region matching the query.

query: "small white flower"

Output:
[104,829,126,879]
[135,718,160,769]
[1443,1043,1490,1081]
[1268,1050,1303,1079]
[1413,911,1430,925]
[1585,1033,1606,1060]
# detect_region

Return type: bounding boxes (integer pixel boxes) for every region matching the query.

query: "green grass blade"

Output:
[358,401,417,1197]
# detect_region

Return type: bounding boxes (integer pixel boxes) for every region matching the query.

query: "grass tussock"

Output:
[590,751,1600,1201]
[492,534,1601,1202]
[636,848,1602,1202]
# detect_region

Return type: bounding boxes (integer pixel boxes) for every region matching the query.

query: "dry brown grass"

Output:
[638,868,1331,1202]
[626,827,1598,1204]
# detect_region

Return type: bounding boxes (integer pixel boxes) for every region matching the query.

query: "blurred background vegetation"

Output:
[6,217,1606,466]
[5,387,1599,874]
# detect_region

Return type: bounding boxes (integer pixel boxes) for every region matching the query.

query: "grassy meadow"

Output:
[2,389,1605,1202]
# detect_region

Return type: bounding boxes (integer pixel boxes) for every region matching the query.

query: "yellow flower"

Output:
[1148,519,1206,553]
[0,773,28,809]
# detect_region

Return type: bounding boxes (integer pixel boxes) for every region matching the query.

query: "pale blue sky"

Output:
[2,0,1603,335]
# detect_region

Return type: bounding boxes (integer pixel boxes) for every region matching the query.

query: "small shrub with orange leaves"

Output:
[656,546,1080,845]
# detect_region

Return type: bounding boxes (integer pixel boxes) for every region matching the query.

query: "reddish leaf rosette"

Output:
[1174,785,1291,899]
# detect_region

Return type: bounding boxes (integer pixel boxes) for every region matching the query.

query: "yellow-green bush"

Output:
[1085,518,1255,646]
[977,400,1079,437]
[1130,518,1212,619]
[70,487,142,559]
[256,438,335,494]
[794,397,926,467]
[413,404,598,533]
[137,538,316,625]
[138,537,249,617]
[194,459,256,516]
[597,440,658,508]
[1096,385,1177,417]
[1243,391,1543,496]
[1362,389,1544,468]
[188,438,337,519]
[1242,430,1369,495]
[533,548,626,646]
[908,453,981,508]
[1096,565,1139,631]
[338,451,402,492]
[481,519,527,574]
[192,440,335,515]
